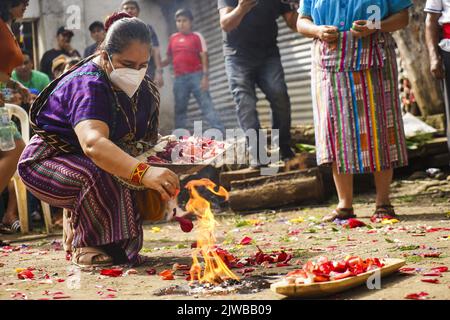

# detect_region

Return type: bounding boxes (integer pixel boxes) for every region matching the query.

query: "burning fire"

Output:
[186,179,240,285]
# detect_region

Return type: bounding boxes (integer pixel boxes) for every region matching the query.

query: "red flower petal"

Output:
[421,278,440,284]
[345,218,366,229]
[431,266,448,273]
[159,269,175,280]
[405,292,429,300]
[239,236,253,245]
[17,270,34,280]
[175,216,194,233]
[422,272,442,277]
[100,268,123,277]
[146,268,156,275]
[399,267,416,272]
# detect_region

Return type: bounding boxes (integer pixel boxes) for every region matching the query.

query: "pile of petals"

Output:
[212,247,240,269]
[244,248,293,267]
[283,256,384,284]
[146,136,226,164]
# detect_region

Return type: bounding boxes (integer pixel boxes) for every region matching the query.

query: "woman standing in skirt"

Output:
[297,0,412,222]
[18,13,180,267]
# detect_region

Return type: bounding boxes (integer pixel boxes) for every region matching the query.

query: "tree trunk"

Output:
[393,0,444,116]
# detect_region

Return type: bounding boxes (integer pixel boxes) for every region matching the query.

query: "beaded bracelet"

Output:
[130,162,151,185]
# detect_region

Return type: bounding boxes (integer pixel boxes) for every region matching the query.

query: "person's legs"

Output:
[256,55,294,160]
[2,181,18,226]
[0,139,24,232]
[173,75,191,130]
[322,163,355,222]
[0,139,25,193]
[332,162,354,209]
[224,55,260,164]
[373,168,393,207]
[190,72,225,135]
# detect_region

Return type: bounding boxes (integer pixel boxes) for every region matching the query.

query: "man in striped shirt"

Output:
[162,8,225,134]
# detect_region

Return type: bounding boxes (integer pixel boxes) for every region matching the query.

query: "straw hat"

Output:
[51,54,68,73]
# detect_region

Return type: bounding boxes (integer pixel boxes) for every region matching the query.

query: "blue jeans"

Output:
[224,55,294,160]
[173,72,225,133]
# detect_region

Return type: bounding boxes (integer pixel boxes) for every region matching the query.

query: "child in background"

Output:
[162,9,225,135]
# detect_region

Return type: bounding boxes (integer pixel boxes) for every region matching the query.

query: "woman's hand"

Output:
[201,76,209,91]
[141,166,180,202]
[351,20,378,38]
[316,25,339,43]
[154,72,164,88]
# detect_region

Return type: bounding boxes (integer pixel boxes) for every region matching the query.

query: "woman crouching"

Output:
[18,13,179,267]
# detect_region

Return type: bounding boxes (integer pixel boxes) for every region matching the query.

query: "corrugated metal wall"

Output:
[184,0,314,131]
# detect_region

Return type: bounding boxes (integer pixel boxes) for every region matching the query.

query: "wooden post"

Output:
[229,168,325,212]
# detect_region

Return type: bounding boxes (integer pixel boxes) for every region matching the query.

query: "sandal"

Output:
[322,207,356,223]
[72,247,113,268]
[371,205,397,222]
[0,220,21,234]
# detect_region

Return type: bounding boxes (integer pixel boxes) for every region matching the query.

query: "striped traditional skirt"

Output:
[311,31,408,174]
[18,135,147,265]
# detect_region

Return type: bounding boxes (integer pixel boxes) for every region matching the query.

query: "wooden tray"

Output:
[270,258,405,298]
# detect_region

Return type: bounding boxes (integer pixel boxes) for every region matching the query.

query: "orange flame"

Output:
[186,179,239,284]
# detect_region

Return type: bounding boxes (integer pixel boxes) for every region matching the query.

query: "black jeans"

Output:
[224,54,294,161]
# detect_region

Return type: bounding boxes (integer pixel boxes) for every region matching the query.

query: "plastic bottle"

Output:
[0,107,16,151]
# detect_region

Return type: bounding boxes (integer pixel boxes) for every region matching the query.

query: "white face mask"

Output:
[107,54,147,98]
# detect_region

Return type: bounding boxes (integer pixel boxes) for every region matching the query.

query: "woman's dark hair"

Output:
[0,0,23,22]
[89,21,105,33]
[101,12,151,55]
[175,8,194,21]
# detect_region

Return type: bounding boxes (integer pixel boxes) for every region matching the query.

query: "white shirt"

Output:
[425,0,450,25]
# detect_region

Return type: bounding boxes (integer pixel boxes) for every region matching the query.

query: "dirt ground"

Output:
[1,176,450,300]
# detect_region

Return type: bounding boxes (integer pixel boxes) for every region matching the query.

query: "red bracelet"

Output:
[130,162,150,185]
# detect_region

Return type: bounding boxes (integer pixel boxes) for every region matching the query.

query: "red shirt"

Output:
[167,32,207,77]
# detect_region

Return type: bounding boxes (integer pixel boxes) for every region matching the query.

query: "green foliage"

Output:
[406,133,433,150]
[295,144,316,153]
